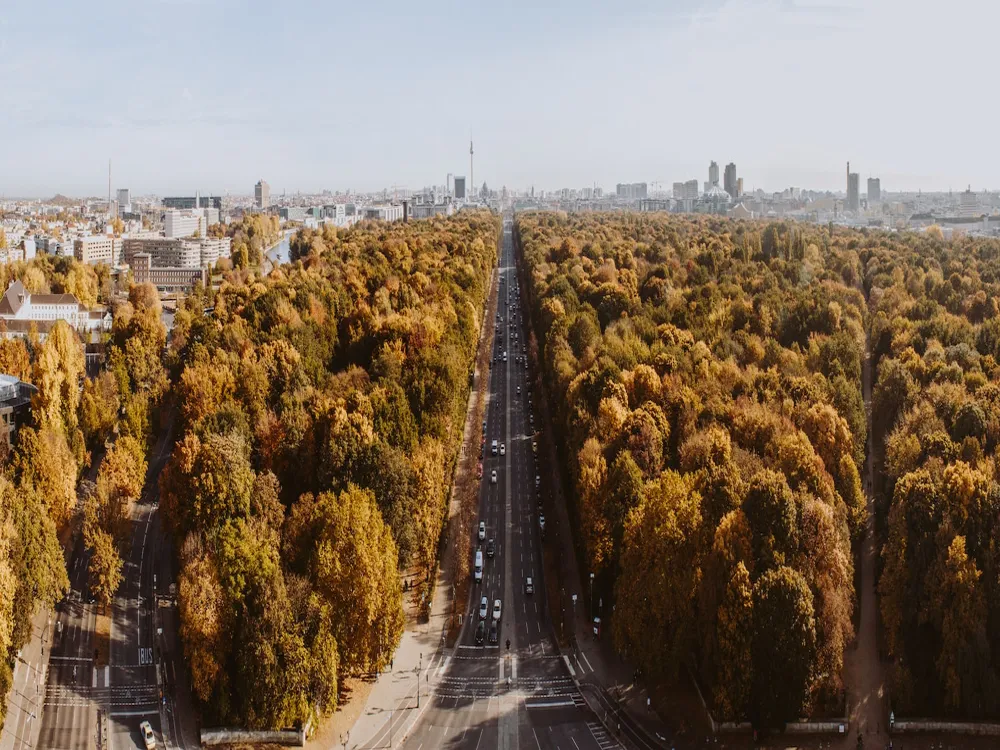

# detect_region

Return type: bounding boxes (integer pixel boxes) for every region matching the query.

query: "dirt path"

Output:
[842,336,887,748]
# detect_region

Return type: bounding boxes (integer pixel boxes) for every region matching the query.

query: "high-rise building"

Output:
[116,188,131,214]
[867,177,881,204]
[615,183,648,201]
[960,187,981,217]
[447,173,454,197]
[723,163,737,199]
[255,179,270,209]
[846,163,860,212]
[454,176,467,200]
[74,236,118,265]
[684,180,699,200]
[164,210,206,238]
[736,178,744,198]
[709,161,720,188]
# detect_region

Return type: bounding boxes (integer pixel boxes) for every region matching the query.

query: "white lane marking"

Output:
[436,656,451,678]
[499,658,504,680]
[109,709,159,717]
[571,738,582,750]
[511,655,517,681]
[92,667,96,688]
[580,651,594,673]
[526,699,576,709]
[532,728,543,750]
[562,655,576,677]
[474,728,484,750]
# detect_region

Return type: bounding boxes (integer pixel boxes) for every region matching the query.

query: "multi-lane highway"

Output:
[398,216,620,750]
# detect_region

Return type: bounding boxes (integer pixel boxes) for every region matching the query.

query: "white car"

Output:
[491,470,497,484]
[478,521,486,541]
[539,514,546,532]
[525,577,534,595]
[492,599,502,621]
[140,721,156,749]
[500,443,506,456]
[480,596,489,619]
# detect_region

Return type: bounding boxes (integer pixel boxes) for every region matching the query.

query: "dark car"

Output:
[486,538,496,558]
[475,621,486,645]
[489,621,499,644]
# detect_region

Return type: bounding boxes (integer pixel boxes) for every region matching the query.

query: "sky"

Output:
[0,0,997,197]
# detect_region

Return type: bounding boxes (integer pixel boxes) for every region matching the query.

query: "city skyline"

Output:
[1,0,997,195]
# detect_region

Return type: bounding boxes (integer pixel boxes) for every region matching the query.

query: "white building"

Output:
[0,280,110,339]
[164,210,207,238]
[117,188,131,214]
[74,235,118,265]
[363,204,404,223]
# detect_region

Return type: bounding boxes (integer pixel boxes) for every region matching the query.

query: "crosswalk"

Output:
[431,674,587,704]
[44,683,159,710]
[586,720,623,750]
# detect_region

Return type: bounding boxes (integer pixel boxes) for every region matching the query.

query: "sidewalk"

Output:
[0,607,51,750]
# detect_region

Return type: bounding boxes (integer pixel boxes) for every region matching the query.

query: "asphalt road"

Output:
[398,217,620,750]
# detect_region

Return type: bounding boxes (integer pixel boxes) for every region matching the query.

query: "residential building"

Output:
[455,176,467,200]
[255,179,271,209]
[867,178,881,204]
[0,374,36,445]
[279,207,307,222]
[673,182,687,199]
[164,210,206,239]
[0,280,110,338]
[129,253,208,295]
[615,183,648,201]
[683,180,699,200]
[724,163,737,200]
[709,161,720,188]
[163,195,223,210]
[74,235,118,265]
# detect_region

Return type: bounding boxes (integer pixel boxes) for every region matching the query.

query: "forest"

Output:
[868,231,1000,716]
[160,211,499,728]
[0,256,165,727]
[515,212,868,727]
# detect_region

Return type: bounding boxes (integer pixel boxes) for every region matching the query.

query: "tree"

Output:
[14,426,78,530]
[87,527,123,609]
[752,566,817,728]
[178,551,226,703]
[712,562,753,720]
[287,486,403,675]
[613,471,703,678]
[742,470,797,572]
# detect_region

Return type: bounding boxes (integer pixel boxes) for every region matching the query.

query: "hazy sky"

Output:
[1,0,996,196]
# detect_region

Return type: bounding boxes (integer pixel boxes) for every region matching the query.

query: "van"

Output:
[491,440,498,456]
[474,550,483,582]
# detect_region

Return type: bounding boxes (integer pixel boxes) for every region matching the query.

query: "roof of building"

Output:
[0,280,81,317]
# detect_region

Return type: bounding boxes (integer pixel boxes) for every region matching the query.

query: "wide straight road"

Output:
[396,217,620,750]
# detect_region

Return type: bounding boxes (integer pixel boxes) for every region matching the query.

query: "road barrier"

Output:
[892,720,1000,736]
[200,728,305,746]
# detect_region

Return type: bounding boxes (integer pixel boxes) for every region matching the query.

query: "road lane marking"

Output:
[525,699,576,708]
[580,652,594,673]
[532,728,543,749]
[562,655,576,677]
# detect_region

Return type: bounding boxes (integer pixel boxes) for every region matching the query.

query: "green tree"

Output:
[87,527,123,609]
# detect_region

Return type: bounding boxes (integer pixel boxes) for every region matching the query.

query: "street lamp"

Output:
[589,573,595,625]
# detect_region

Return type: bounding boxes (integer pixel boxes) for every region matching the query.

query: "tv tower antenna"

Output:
[470,136,474,202]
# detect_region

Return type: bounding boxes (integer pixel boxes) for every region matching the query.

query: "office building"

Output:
[847,163,860,212]
[616,183,648,201]
[164,210,206,239]
[454,176,467,200]
[74,235,118,265]
[363,205,404,223]
[279,207,307,222]
[724,163,737,200]
[960,187,982,217]
[116,188,131,214]
[867,178,881,204]
[447,174,454,197]
[163,195,223,210]
[122,237,231,269]
[255,179,270,209]
[129,253,208,295]
[683,180,699,200]
[709,161,720,188]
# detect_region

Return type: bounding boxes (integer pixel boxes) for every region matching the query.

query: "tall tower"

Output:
[470,139,475,201]
[108,158,112,215]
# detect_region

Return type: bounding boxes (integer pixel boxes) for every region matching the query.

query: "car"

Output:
[532,441,537,453]
[539,514,546,532]
[486,538,496,558]
[500,443,506,456]
[491,470,497,484]
[489,620,499,644]
[478,521,486,541]
[535,475,541,488]
[593,616,602,639]
[516,386,521,395]
[480,596,489,619]
[493,599,502,620]
[475,620,486,645]
[140,721,156,749]
[525,360,529,370]
[530,413,534,424]
[503,352,507,362]
[525,577,534,594]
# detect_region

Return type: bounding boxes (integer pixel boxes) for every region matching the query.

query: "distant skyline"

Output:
[1,0,996,197]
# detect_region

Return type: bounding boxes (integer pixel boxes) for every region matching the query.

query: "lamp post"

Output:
[589,573,595,625]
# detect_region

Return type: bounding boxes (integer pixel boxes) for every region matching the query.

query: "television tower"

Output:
[470,138,474,201]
